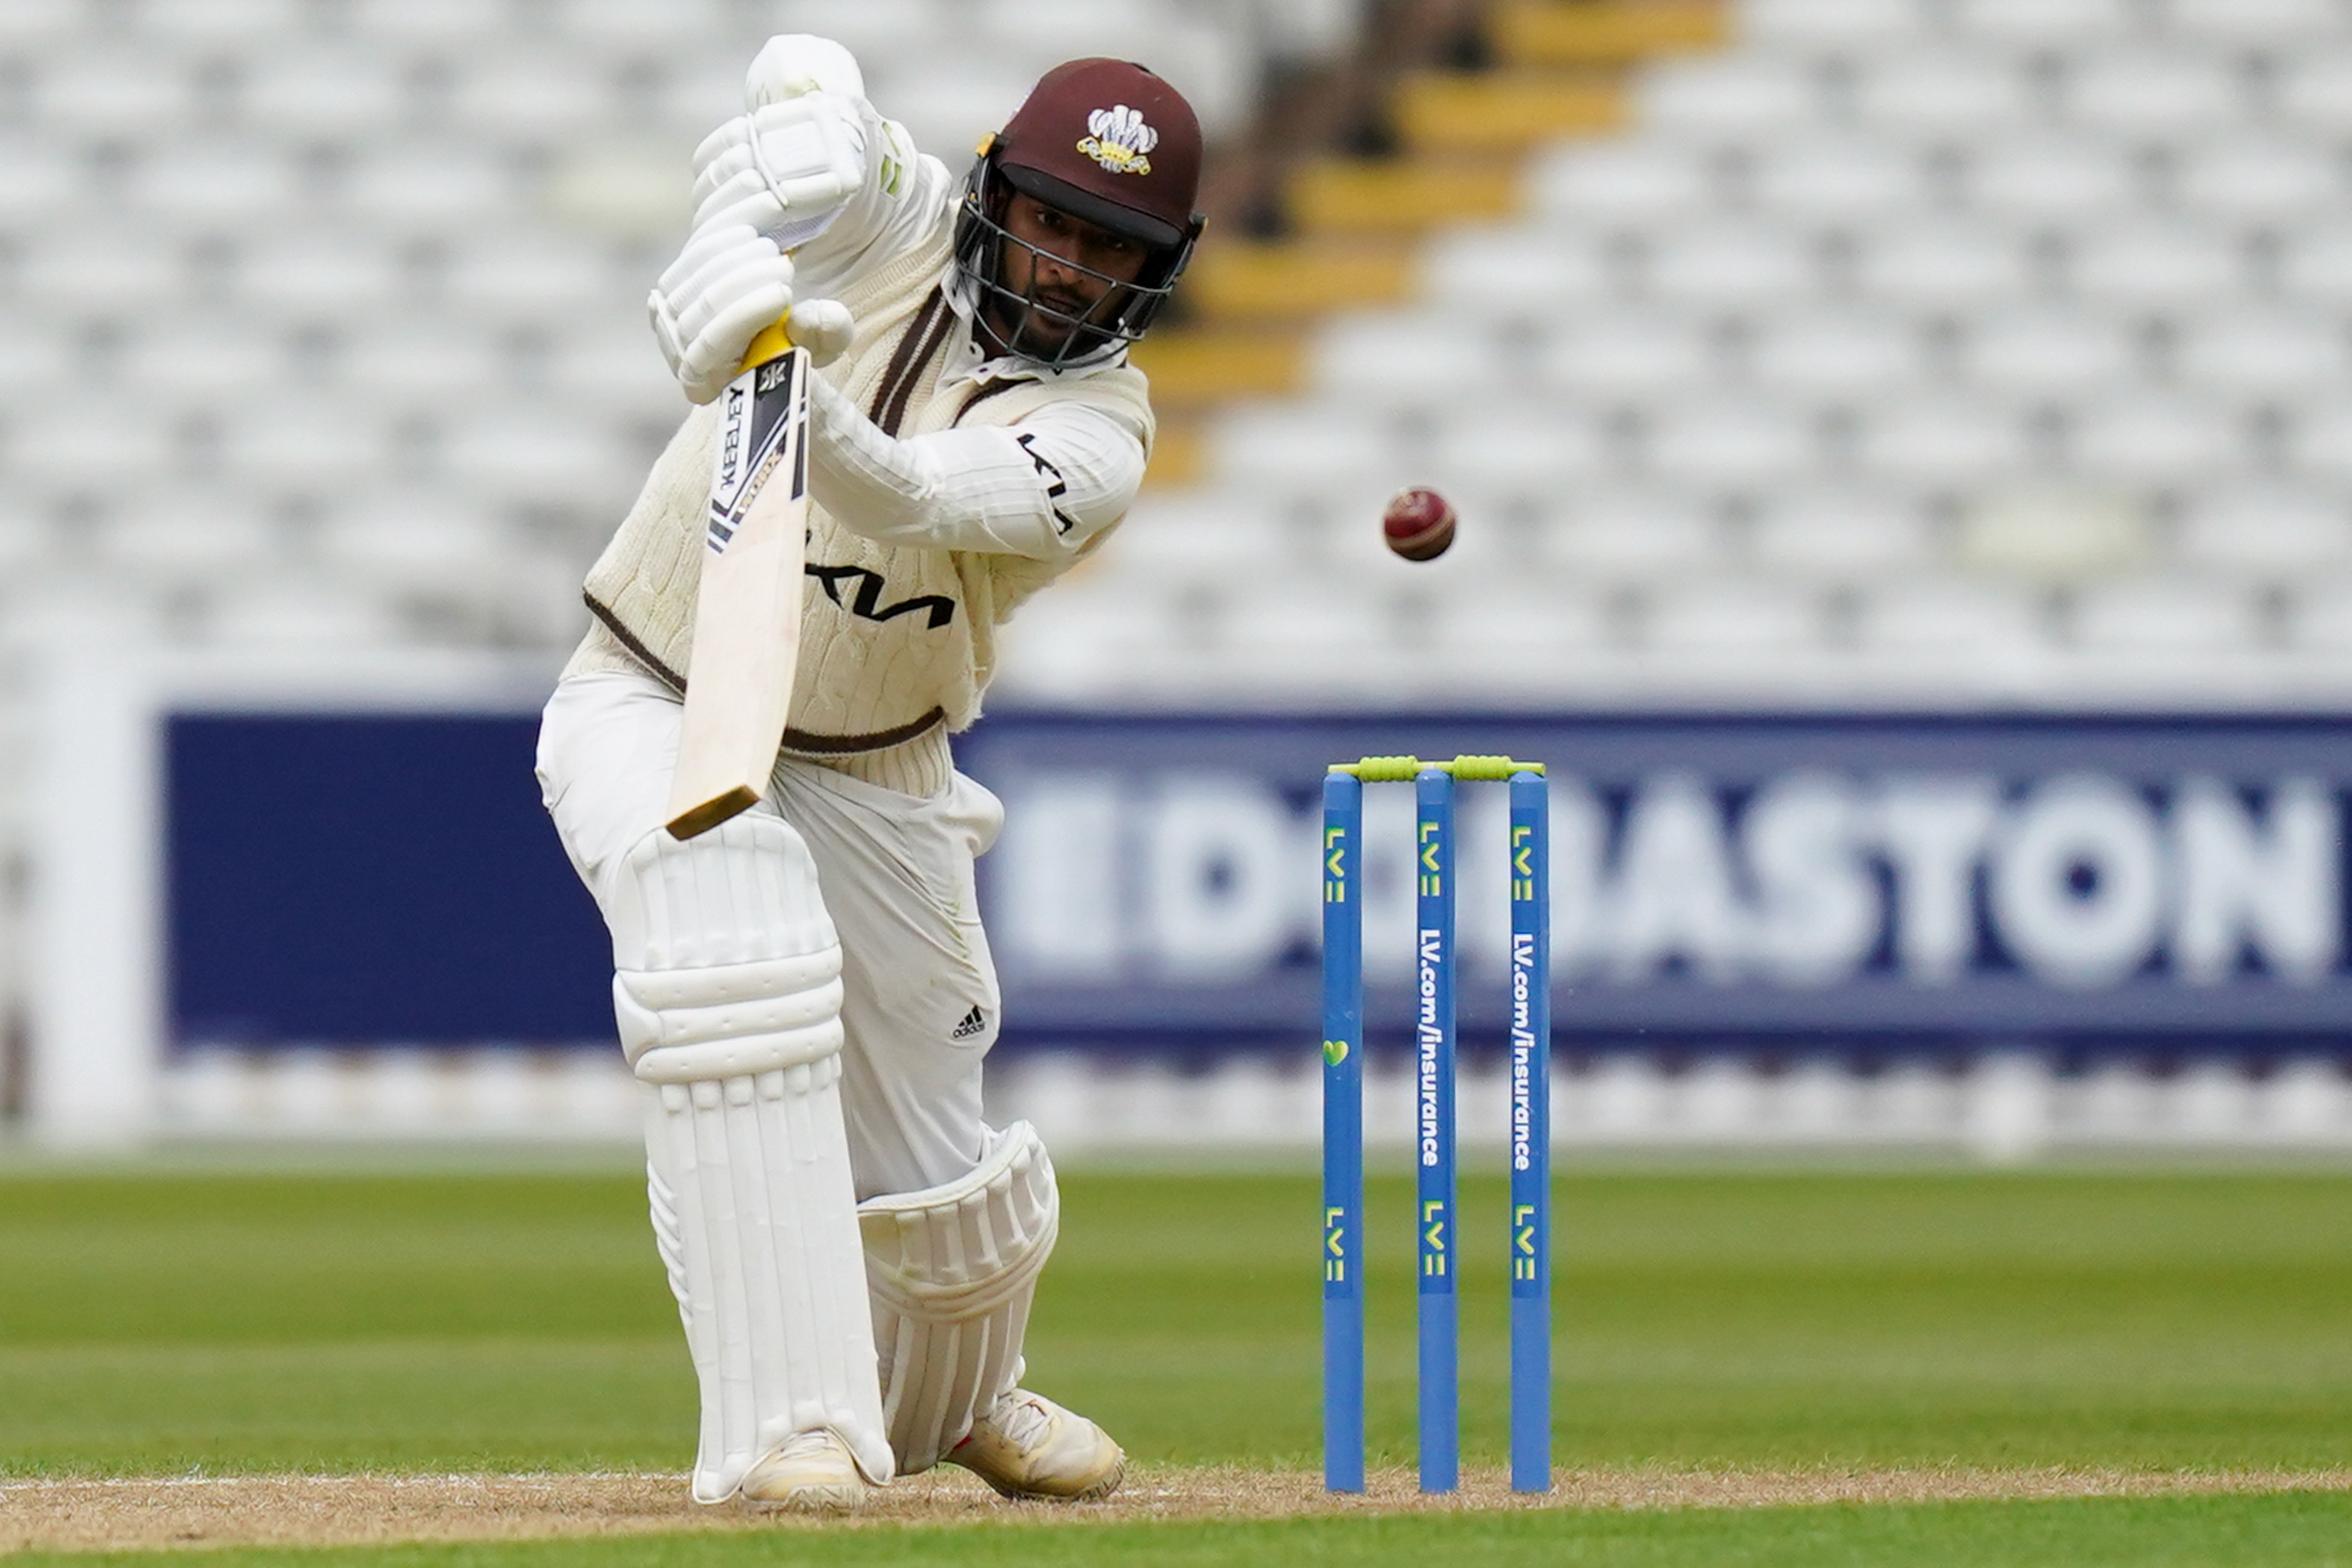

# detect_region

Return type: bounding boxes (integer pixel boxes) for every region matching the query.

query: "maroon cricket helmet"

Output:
[951,57,1207,367]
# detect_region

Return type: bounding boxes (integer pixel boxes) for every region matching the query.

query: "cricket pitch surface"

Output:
[8,1465,2350,1553]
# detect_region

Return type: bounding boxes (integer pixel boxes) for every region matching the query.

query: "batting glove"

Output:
[648,221,795,405]
[689,91,869,254]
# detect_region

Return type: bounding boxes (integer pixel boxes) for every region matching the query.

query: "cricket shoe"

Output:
[737,1429,876,1512]
[946,1389,1126,1502]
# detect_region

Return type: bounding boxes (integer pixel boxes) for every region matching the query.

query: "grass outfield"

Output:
[3,1162,2349,1561]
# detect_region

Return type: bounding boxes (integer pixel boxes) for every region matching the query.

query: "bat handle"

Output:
[737,315,798,374]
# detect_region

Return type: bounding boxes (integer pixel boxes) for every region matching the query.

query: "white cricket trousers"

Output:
[535,667,1003,1199]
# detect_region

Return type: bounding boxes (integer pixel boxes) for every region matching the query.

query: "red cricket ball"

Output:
[1382,486,1456,561]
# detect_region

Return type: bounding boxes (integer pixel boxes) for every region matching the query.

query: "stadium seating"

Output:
[1011,0,2352,709]
[6,0,2352,980]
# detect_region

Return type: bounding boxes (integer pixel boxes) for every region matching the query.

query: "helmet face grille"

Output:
[950,154,1196,371]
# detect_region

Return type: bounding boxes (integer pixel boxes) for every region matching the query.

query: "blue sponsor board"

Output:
[957,712,2352,1057]
[163,708,2352,1059]
[165,713,614,1049]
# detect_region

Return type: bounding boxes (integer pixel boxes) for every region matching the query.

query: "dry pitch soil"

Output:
[6,1465,2349,1553]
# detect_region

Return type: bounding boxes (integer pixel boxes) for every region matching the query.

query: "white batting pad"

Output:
[857,1120,1061,1475]
[612,816,892,1501]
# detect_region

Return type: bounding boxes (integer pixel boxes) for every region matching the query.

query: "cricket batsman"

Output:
[534,38,1202,1510]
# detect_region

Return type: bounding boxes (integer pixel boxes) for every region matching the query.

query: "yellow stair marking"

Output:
[1130,328,1309,406]
[1494,0,1727,67]
[1396,71,1625,155]
[1288,156,1523,236]
[1184,241,1421,321]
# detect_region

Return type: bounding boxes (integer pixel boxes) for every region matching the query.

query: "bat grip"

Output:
[737,316,798,374]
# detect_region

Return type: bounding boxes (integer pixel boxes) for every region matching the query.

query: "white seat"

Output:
[2175,486,2352,574]
[440,233,614,321]
[1421,227,1615,316]
[1210,402,1395,493]
[0,0,85,46]
[142,0,307,39]
[990,576,1197,698]
[1637,53,1826,135]
[759,0,951,64]
[118,318,286,397]
[100,491,280,579]
[1643,220,1819,307]
[336,145,520,229]
[1956,485,2150,578]
[32,48,205,136]
[347,0,518,43]
[1540,488,1721,578]
[198,574,409,648]
[545,321,670,405]
[217,398,396,490]
[1108,489,1301,575]
[2172,308,2349,398]
[0,497,57,572]
[1427,402,1610,492]
[2173,133,2343,222]
[2072,577,2256,652]
[659,56,751,141]
[2273,221,2352,306]
[2165,0,2341,45]
[1950,0,2139,43]
[1312,310,1508,408]
[16,226,192,313]
[2285,572,2352,650]
[236,46,411,138]
[236,230,404,316]
[551,0,731,49]
[8,396,179,490]
[1964,135,2142,220]
[1746,135,1935,221]
[1526,140,1720,226]
[1646,579,1823,652]
[2069,395,2250,485]
[1427,578,1611,661]
[1535,310,1717,399]
[2065,49,2247,134]
[130,141,303,227]
[1850,221,2033,307]
[0,309,73,399]
[1857,577,2045,653]
[2274,48,2352,134]
[1744,0,1933,46]
[446,50,618,139]
[338,320,508,399]
[316,491,511,585]
[1850,51,2032,133]
[878,57,1037,173]
[0,135,81,226]
[979,0,1171,54]
[1853,396,2033,484]
[1216,573,1394,664]
[2286,398,2352,482]
[1959,307,2140,396]
[1745,308,1927,396]
[1642,396,1819,485]
[2065,222,2245,308]
[1750,486,1938,574]
[435,405,637,506]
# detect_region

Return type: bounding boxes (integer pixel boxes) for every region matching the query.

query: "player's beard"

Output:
[1013,286,1093,355]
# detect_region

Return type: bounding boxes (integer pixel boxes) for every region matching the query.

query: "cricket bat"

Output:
[665,317,811,840]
